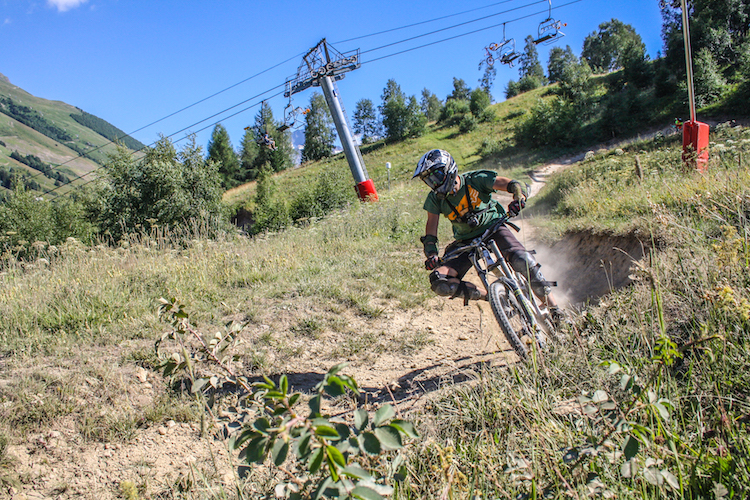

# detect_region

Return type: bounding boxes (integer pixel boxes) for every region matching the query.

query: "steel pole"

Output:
[319,75,367,184]
[681,0,696,122]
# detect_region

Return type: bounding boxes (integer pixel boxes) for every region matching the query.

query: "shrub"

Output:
[91,136,228,242]
[438,99,470,126]
[469,88,491,117]
[458,113,478,133]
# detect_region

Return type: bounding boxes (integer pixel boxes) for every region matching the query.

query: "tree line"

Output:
[205,78,495,190]
[486,1,750,149]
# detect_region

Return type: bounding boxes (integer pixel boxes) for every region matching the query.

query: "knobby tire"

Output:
[488,280,530,359]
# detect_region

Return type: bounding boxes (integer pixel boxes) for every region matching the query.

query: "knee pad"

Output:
[429,271,459,297]
[510,252,550,297]
[430,271,483,303]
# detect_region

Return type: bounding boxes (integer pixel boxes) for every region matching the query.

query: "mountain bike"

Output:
[439,210,556,359]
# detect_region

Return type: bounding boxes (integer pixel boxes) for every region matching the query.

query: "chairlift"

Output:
[246,103,278,151]
[497,24,521,67]
[533,0,566,45]
[277,81,311,132]
[277,105,311,132]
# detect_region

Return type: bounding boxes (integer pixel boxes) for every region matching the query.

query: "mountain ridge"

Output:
[0,72,143,197]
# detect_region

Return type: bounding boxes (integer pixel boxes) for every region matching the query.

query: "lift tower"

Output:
[285,39,378,201]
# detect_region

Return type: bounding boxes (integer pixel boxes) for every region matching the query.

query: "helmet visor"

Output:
[419,168,448,191]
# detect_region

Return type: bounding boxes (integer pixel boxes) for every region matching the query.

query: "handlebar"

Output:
[439,208,519,263]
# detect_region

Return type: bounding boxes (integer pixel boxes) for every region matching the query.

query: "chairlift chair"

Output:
[494,24,521,67]
[533,0,566,45]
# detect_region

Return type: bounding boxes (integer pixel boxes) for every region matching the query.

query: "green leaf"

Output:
[245,435,269,463]
[623,435,640,460]
[341,465,371,480]
[335,423,351,440]
[262,374,276,389]
[390,419,419,439]
[327,362,348,377]
[351,486,386,500]
[234,428,260,450]
[324,376,346,397]
[296,431,312,458]
[280,374,288,395]
[374,425,403,450]
[354,409,369,431]
[253,418,271,434]
[326,453,340,482]
[272,439,289,466]
[309,394,321,416]
[288,393,301,407]
[314,425,340,438]
[373,405,395,427]
[326,445,346,467]
[309,447,325,474]
[360,432,382,455]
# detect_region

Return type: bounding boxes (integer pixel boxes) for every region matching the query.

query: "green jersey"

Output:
[423,170,505,241]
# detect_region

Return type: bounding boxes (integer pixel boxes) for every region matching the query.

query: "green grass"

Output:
[2,77,750,497]
[394,123,750,499]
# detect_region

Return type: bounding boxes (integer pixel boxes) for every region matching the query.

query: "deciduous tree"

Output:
[353,98,380,144]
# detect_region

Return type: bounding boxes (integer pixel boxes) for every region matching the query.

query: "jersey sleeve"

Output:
[422,192,442,214]
[471,170,498,194]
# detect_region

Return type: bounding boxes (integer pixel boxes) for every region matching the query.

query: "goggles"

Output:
[419,168,448,192]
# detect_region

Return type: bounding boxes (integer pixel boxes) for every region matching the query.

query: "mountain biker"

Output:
[413,149,564,324]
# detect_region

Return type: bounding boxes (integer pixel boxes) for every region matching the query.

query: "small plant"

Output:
[156,298,418,499]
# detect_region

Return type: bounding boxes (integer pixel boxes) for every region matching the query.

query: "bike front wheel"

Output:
[488,280,533,359]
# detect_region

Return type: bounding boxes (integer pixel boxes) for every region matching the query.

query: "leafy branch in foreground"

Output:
[155,297,418,499]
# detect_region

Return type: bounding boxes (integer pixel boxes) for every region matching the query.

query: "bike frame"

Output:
[441,217,542,335]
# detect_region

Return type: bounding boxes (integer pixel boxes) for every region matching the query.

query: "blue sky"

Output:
[1,0,665,151]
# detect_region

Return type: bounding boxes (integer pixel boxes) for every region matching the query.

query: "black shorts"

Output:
[442,224,526,279]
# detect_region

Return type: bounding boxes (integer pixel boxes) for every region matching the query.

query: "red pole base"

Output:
[355,179,378,202]
[682,120,710,172]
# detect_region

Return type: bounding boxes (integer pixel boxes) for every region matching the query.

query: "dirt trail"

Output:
[7,151,650,500]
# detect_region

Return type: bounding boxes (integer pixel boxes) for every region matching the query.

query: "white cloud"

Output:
[47,0,88,12]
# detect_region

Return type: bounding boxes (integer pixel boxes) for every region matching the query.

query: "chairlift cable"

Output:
[332,0,522,44]
[362,0,583,65]
[359,0,548,56]
[40,0,582,199]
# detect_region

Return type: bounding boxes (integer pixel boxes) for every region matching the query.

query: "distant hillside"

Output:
[0,72,142,198]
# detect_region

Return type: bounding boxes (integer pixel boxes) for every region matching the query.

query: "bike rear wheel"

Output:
[488,281,532,359]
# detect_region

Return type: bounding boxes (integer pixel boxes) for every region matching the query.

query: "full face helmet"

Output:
[413,149,458,198]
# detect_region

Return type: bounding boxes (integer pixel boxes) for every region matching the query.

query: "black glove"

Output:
[508,198,525,216]
[424,254,440,270]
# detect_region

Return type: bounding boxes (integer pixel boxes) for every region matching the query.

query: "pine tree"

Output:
[302,92,336,163]
[248,102,294,174]
[207,124,240,189]
[518,36,547,91]
[239,128,259,181]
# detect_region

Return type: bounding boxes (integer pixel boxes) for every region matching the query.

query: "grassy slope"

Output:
[223,84,559,212]
[2,77,750,497]
[0,75,135,195]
